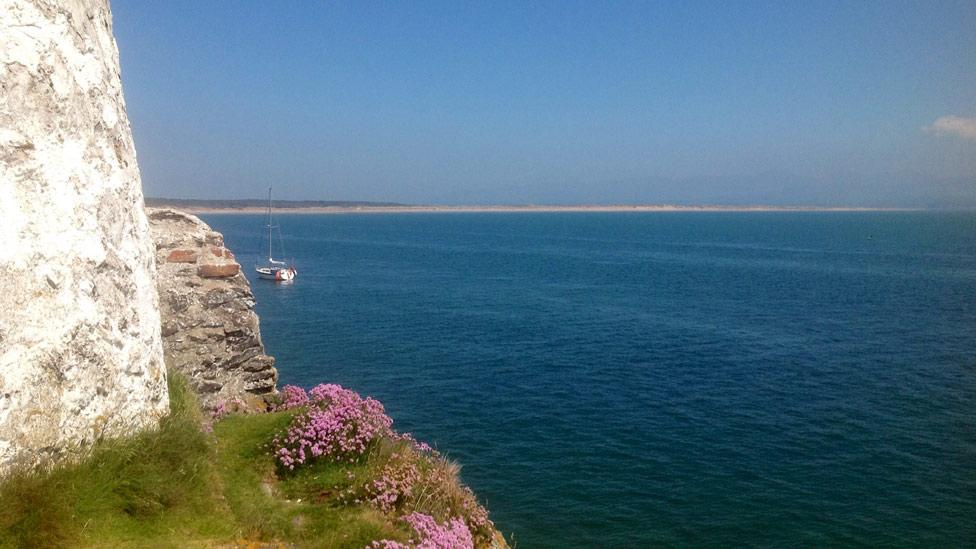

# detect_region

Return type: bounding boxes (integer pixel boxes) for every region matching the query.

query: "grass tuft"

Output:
[0,373,220,547]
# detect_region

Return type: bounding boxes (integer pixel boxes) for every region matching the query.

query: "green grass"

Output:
[0,375,407,548]
[211,411,403,548]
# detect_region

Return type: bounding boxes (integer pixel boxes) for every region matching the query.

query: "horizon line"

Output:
[144,198,968,214]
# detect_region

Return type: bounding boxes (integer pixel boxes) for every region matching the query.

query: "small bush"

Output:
[368,512,474,549]
[365,449,421,513]
[275,384,310,410]
[271,384,393,469]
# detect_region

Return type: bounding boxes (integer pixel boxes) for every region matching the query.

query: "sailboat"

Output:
[255,187,297,282]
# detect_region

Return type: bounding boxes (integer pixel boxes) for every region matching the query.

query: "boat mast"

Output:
[266,187,274,262]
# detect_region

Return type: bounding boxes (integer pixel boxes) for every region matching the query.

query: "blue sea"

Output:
[204,212,976,548]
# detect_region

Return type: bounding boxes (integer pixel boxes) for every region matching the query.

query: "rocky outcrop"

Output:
[148,208,278,410]
[0,0,168,471]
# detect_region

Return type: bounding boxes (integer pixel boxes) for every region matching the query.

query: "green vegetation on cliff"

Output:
[0,375,500,548]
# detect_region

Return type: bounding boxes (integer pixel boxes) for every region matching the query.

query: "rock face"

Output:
[148,209,278,410]
[0,0,168,471]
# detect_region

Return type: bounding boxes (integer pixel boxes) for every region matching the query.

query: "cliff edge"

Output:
[148,208,278,410]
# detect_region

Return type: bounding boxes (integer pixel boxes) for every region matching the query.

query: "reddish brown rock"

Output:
[211,247,235,260]
[197,263,240,278]
[166,249,198,263]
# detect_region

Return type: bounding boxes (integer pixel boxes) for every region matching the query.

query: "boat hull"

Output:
[256,266,297,281]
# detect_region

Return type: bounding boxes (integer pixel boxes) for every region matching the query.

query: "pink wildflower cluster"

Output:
[458,487,493,534]
[211,397,247,420]
[359,457,493,544]
[276,384,310,410]
[272,383,393,469]
[404,513,473,549]
[367,541,407,549]
[393,432,437,455]
[367,512,474,549]
[365,454,420,513]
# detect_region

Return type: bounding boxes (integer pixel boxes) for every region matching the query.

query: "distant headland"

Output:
[145,198,918,214]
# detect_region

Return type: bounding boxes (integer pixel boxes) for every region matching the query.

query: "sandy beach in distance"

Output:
[161,204,917,215]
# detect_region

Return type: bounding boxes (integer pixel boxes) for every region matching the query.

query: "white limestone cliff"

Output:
[0,0,168,471]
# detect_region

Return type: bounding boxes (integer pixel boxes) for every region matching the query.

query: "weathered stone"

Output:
[186,329,211,343]
[0,0,168,473]
[160,321,180,338]
[202,288,238,309]
[242,356,276,373]
[166,249,198,263]
[148,209,278,411]
[167,291,191,313]
[198,263,241,278]
[220,348,260,370]
[197,380,222,394]
[244,376,277,394]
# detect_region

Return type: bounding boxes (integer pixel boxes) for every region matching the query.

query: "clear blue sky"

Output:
[112,1,976,206]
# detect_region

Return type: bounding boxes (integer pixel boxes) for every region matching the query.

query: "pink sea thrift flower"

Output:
[211,397,247,420]
[276,384,310,410]
[272,383,394,469]
[393,432,437,455]
[367,513,474,549]
[367,541,409,549]
[365,456,420,513]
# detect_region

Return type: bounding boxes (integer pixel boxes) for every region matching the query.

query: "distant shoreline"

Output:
[147,202,923,215]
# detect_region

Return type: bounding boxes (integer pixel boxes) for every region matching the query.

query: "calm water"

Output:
[205,212,976,548]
